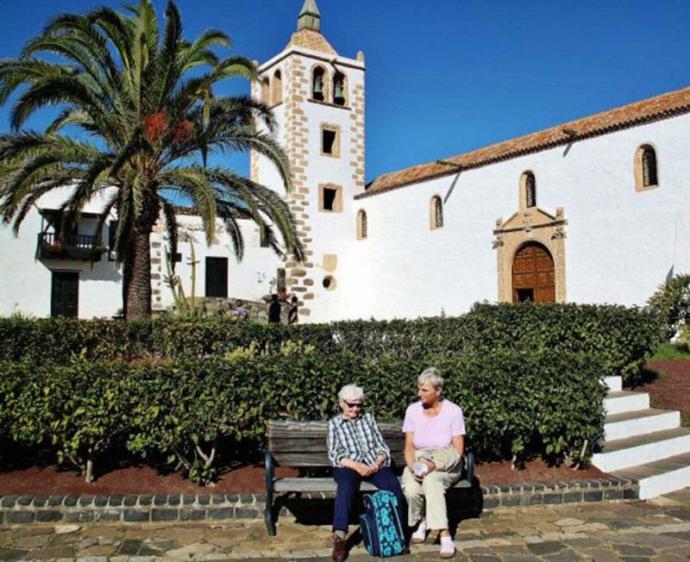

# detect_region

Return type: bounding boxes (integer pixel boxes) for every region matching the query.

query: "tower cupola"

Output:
[297,0,321,32]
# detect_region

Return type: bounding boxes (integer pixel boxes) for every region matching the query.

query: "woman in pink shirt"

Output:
[402,367,465,559]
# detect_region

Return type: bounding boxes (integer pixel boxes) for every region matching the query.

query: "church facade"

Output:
[2,0,689,321]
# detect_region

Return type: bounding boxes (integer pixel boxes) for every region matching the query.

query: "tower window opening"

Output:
[323,188,337,211]
[319,184,342,213]
[333,72,346,106]
[271,70,282,105]
[261,77,270,104]
[322,129,337,155]
[312,67,326,101]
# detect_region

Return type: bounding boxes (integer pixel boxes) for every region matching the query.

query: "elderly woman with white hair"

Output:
[402,368,465,559]
[327,383,405,562]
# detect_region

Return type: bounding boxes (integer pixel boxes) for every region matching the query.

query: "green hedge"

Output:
[0,303,662,382]
[0,349,605,483]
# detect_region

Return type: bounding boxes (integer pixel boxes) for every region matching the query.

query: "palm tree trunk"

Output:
[123,229,152,321]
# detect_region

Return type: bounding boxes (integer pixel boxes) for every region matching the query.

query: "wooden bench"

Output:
[264,420,476,535]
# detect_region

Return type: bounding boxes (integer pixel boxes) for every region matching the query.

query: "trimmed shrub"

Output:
[0,304,662,384]
[0,348,605,482]
[647,274,690,340]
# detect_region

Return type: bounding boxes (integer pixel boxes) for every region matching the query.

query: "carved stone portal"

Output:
[494,206,567,303]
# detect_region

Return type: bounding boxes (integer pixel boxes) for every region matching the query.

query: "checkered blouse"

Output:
[327,412,391,468]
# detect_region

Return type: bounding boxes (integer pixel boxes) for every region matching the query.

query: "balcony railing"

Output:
[37,232,106,261]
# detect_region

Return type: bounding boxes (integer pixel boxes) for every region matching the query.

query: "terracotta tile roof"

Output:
[287,29,336,55]
[359,86,690,199]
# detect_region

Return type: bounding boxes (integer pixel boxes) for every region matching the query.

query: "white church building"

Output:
[2,0,690,322]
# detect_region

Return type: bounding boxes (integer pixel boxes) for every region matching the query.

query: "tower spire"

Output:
[297,0,321,32]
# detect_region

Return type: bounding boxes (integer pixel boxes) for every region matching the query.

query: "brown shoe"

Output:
[332,536,347,562]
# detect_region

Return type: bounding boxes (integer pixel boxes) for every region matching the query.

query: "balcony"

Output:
[37,232,106,262]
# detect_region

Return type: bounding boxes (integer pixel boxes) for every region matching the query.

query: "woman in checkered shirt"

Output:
[327,384,405,562]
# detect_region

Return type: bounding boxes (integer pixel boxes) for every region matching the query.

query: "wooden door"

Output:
[51,271,79,317]
[512,243,555,303]
[205,257,228,298]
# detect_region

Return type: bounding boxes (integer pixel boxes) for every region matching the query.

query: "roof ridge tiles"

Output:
[359,85,690,199]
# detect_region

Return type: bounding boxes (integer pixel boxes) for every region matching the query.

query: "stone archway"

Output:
[493,206,567,303]
[512,242,555,303]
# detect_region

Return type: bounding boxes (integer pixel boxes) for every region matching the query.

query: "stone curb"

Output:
[478,475,639,509]
[0,476,638,526]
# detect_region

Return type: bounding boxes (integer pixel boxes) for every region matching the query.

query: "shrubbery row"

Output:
[0,348,606,484]
[0,303,662,382]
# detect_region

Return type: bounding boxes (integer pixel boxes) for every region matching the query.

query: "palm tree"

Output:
[0,0,302,320]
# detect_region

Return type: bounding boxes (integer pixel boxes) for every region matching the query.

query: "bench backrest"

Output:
[267,420,405,467]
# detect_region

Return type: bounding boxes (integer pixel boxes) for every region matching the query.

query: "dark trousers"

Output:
[332,466,406,533]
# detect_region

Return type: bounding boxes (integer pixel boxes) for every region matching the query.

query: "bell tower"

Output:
[251,0,366,322]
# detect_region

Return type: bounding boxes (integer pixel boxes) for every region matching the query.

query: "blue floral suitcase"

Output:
[359,490,405,557]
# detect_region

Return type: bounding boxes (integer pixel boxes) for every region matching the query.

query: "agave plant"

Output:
[0,0,302,320]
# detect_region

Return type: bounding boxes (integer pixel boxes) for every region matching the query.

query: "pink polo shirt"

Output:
[402,400,465,450]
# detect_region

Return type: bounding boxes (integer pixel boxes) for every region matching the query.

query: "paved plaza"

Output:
[1,489,689,561]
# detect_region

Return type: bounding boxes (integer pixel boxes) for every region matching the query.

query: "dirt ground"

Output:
[0,458,605,495]
[643,359,690,425]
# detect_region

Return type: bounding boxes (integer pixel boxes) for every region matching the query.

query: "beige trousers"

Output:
[401,448,462,531]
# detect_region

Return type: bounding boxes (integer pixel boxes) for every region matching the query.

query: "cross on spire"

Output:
[297,0,321,32]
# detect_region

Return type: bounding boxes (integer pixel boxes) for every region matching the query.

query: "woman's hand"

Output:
[412,460,437,482]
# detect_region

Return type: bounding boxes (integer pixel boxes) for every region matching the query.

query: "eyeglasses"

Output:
[344,401,364,409]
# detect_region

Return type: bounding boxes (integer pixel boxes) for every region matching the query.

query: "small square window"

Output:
[321,125,340,157]
[319,184,342,213]
[323,130,336,154]
[323,188,337,211]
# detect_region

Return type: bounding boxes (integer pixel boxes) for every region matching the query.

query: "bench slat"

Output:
[269,440,405,453]
[274,477,472,493]
[271,452,407,467]
[268,420,403,439]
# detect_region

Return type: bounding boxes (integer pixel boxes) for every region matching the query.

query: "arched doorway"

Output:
[512,242,555,303]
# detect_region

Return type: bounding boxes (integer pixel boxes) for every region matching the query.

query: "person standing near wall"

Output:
[268,294,281,324]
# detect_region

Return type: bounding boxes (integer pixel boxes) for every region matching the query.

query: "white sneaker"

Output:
[411,520,427,544]
[440,536,456,558]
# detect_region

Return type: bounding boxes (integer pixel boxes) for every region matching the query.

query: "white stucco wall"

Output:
[161,215,281,308]
[0,187,122,318]
[341,114,690,320]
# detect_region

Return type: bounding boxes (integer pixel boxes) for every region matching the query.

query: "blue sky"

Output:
[0,0,689,182]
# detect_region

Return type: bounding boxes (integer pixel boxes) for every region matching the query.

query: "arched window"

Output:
[524,172,536,208]
[333,71,346,106]
[261,77,270,104]
[271,70,282,105]
[357,209,367,240]
[312,66,326,101]
[430,196,443,230]
[519,171,536,209]
[634,145,659,190]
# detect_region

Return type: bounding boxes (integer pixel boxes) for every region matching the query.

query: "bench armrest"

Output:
[465,450,476,483]
[264,450,275,491]
[264,450,276,535]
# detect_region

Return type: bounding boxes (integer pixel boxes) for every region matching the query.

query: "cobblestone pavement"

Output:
[1,489,689,561]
